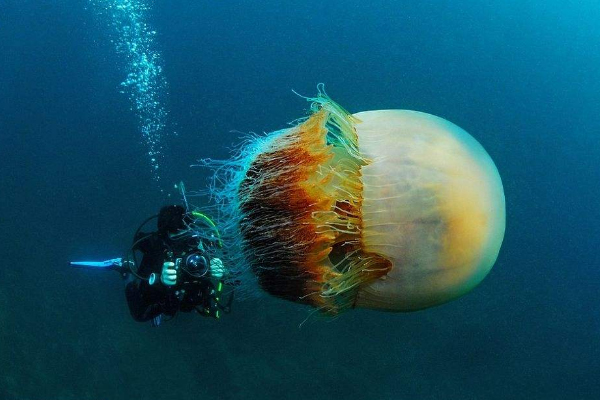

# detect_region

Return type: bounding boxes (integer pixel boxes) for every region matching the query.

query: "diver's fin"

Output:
[69,258,124,270]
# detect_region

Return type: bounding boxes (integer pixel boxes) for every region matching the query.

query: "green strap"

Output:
[190,210,223,247]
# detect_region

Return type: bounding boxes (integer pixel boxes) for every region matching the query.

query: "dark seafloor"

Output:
[0,1,599,399]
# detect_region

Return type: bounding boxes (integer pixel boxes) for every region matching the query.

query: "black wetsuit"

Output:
[125,230,217,322]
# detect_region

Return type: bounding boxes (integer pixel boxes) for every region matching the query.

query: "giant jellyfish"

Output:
[210,89,505,314]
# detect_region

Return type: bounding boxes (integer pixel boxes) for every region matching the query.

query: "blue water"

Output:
[1,0,599,399]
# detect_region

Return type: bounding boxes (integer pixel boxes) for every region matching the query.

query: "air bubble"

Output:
[90,0,168,182]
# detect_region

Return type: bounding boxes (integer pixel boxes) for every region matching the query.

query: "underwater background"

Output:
[1,0,599,399]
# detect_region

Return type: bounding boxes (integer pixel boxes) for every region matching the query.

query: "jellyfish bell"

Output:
[213,91,505,314]
[352,109,505,311]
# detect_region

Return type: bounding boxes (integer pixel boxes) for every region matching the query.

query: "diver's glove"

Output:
[161,261,177,286]
[210,258,226,279]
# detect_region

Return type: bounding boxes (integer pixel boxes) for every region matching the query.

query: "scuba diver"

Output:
[71,205,233,326]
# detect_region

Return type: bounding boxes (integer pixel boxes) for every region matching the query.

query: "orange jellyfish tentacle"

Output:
[236,94,392,314]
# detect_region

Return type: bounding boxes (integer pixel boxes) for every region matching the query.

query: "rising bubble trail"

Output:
[90,0,168,181]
